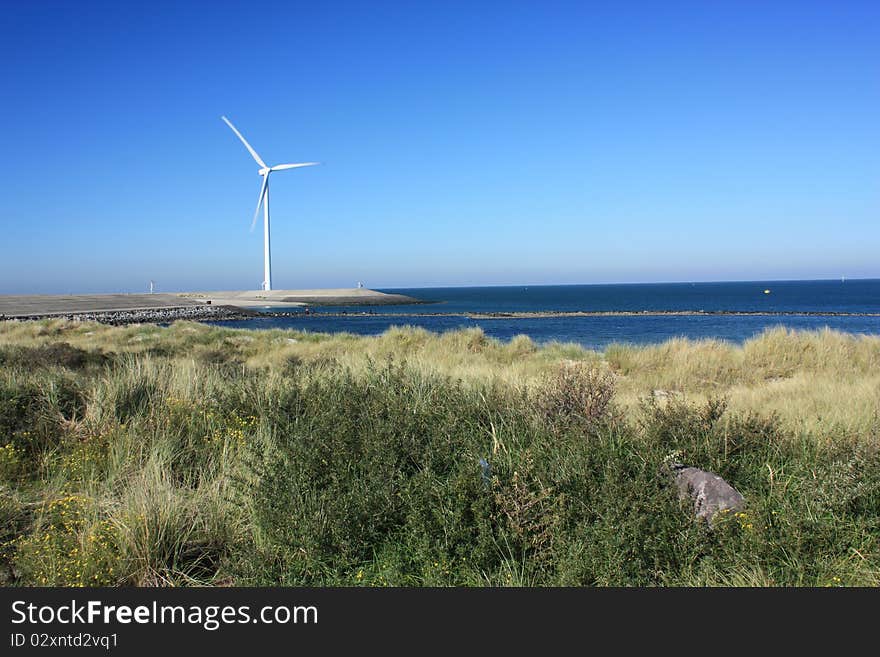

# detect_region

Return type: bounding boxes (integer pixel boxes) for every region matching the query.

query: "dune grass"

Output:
[0,319,878,586]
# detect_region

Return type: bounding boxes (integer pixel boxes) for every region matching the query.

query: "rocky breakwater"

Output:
[6,305,257,326]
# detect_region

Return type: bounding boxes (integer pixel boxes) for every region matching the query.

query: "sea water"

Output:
[207,279,880,350]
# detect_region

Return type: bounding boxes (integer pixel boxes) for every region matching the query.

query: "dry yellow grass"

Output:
[2,320,878,443]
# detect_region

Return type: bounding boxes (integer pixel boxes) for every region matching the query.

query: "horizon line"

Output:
[2,276,878,297]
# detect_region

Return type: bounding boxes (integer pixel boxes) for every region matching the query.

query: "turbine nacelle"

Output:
[259,163,320,176]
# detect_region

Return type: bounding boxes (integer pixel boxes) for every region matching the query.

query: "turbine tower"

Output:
[222,116,318,291]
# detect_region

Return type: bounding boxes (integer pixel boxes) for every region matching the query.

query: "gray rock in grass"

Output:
[669,463,745,525]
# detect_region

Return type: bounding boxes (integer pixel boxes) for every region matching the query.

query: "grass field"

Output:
[1,319,878,586]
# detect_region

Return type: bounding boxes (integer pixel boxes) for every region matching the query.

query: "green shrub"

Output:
[535,361,616,432]
[0,375,86,474]
[0,343,109,371]
[12,494,118,586]
[0,442,25,481]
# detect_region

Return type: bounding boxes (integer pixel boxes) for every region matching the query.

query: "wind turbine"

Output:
[221,115,318,291]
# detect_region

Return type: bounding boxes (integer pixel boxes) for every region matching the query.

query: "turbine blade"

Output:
[269,162,320,171]
[221,116,267,168]
[251,175,269,232]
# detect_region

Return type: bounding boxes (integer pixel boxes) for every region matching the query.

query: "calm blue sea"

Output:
[208,279,880,350]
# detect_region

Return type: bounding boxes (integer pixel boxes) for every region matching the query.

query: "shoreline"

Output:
[0,288,425,323]
[2,305,259,325]
[5,306,880,326]
[176,288,424,308]
[214,309,880,321]
[462,309,880,319]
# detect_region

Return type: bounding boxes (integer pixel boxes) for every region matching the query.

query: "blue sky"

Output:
[1,1,878,293]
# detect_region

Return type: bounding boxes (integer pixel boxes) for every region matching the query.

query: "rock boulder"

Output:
[669,463,745,525]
